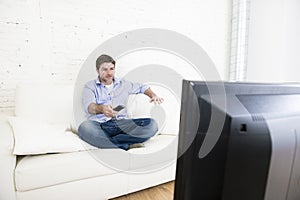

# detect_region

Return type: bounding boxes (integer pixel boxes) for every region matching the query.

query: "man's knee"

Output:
[147,118,159,137]
[78,120,97,138]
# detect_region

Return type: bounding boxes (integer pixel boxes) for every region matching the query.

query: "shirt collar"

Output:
[95,76,121,86]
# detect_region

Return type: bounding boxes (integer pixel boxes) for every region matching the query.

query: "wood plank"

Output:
[110,181,174,200]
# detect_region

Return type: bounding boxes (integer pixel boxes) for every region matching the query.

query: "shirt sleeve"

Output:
[82,82,96,114]
[128,81,150,94]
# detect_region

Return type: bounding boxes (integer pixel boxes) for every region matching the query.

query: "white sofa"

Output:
[0,82,179,200]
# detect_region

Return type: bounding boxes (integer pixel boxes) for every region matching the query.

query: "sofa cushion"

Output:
[8,116,97,155]
[126,84,180,135]
[15,150,122,192]
[15,135,176,192]
[14,82,74,125]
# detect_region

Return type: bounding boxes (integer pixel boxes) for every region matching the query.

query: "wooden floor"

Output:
[110,181,175,200]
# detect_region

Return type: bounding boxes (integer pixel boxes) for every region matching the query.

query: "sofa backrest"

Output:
[14,82,180,135]
[14,82,74,125]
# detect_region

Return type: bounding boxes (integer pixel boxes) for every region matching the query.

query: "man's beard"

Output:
[100,75,114,84]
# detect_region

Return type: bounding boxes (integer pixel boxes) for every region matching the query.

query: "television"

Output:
[174,80,300,200]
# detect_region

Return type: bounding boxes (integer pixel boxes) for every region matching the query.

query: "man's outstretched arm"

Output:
[88,103,117,117]
[144,88,164,104]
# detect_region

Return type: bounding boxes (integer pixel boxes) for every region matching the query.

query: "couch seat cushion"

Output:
[15,135,177,192]
[15,150,124,192]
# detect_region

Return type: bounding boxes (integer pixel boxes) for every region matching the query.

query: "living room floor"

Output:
[110,181,174,200]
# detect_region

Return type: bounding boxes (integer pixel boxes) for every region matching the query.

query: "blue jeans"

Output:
[78,118,158,150]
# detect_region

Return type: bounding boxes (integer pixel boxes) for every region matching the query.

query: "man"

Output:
[78,54,164,150]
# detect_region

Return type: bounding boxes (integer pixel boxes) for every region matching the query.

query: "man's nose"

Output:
[108,70,113,75]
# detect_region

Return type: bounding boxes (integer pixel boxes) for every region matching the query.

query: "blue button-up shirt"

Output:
[82,77,149,123]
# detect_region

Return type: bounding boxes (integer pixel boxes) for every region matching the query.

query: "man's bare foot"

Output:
[128,143,145,149]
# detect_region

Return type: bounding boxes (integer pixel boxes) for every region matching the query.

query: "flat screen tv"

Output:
[174,80,300,200]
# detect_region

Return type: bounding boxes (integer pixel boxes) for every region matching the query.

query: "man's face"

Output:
[97,62,115,85]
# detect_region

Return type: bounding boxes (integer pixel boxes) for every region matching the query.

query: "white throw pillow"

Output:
[14,82,76,128]
[126,85,180,136]
[8,116,96,155]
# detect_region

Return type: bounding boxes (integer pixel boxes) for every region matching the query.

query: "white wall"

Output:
[247,0,300,82]
[0,0,232,114]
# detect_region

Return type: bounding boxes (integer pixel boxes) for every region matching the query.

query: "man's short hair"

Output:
[96,54,116,70]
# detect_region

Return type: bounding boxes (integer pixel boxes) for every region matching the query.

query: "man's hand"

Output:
[102,105,118,117]
[150,96,164,105]
[88,103,118,117]
[144,88,164,105]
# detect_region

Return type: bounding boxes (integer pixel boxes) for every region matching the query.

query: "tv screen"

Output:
[174,80,300,200]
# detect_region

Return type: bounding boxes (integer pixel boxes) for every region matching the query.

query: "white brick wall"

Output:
[0,0,232,114]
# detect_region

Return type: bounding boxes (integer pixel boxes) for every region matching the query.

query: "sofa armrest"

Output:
[0,116,17,200]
